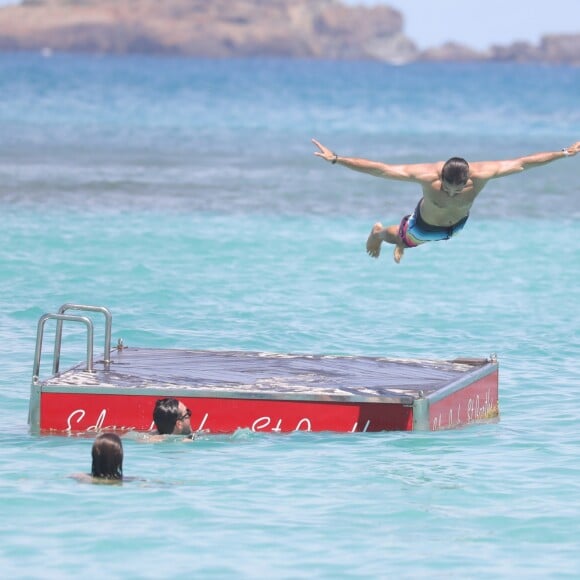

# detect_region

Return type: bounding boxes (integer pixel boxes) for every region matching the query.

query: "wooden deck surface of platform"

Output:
[42,348,490,403]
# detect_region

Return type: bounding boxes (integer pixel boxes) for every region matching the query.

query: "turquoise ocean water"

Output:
[1,54,579,577]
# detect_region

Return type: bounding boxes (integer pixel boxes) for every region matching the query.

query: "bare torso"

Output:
[420,176,489,227]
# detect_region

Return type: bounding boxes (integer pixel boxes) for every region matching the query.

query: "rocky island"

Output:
[0,0,578,65]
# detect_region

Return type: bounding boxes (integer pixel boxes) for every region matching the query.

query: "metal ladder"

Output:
[32,304,112,382]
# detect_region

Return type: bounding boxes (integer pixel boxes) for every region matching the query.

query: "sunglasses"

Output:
[177,408,192,421]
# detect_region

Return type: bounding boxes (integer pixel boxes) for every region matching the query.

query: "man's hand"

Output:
[564,141,580,156]
[312,138,337,163]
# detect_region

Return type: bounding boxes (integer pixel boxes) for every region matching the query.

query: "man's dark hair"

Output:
[442,157,469,185]
[153,398,180,435]
[91,433,123,480]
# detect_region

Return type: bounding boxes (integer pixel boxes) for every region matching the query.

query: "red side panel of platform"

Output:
[40,392,414,434]
[428,370,499,430]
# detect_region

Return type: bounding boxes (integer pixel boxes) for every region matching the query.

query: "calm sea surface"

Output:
[1,54,579,578]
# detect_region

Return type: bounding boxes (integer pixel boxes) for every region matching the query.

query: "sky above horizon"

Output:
[348,0,580,50]
[0,0,578,52]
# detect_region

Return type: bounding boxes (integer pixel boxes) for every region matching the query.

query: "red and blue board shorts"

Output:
[399,202,469,248]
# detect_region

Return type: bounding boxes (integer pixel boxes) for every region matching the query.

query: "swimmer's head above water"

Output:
[91,433,123,480]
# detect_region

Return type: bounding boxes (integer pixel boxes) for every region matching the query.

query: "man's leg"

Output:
[366,223,405,263]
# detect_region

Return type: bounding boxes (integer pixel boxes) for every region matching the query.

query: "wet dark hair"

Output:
[153,398,180,434]
[442,157,469,185]
[91,433,123,480]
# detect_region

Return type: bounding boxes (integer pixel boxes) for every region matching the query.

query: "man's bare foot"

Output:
[366,223,384,258]
[393,244,404,264]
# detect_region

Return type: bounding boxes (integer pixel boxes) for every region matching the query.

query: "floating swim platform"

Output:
[29,304,499,434]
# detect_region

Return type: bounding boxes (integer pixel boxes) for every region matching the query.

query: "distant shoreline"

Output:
[0,0,578,65]
[1,51,579,68]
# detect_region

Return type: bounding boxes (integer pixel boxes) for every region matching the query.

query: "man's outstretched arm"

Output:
[312,138,438,183]
[471,141,580,181]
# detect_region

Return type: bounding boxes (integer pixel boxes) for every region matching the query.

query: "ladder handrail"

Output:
[53,304,112,373]
[33,313,94,381]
